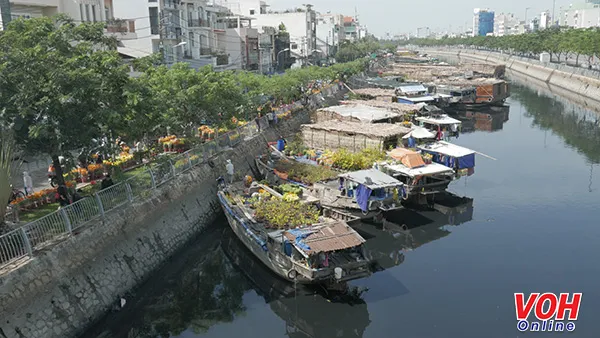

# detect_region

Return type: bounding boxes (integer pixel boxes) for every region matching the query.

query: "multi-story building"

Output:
[258,25,275,73]
[216,14,259,70]
[316,13,344,59]
[540,11,552,29]
[561,1,600,28]
[473,8,494,36]
[494,13,520,36]
[224,0,316,67]
[0,0,137,44]
[529,17,540,32]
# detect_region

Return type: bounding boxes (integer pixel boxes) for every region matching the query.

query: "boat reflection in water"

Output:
[452,106,510,133]
[222,229,372,338]
[354,192,474,272]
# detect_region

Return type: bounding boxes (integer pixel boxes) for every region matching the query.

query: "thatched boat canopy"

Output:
[302,121,411,138]
[301,121,411,152]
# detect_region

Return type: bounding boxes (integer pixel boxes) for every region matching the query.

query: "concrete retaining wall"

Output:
[0,100,320,338]
[425,49,600,105]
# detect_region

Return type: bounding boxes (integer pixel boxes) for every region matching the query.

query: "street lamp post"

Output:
[276,48,290,71]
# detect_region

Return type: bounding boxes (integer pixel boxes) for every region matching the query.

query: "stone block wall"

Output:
[0,106,314,338]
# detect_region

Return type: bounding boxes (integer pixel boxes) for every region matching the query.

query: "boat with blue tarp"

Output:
[418,141,477,177]
[217,179,371,285]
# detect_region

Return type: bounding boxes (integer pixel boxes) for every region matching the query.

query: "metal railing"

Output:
[0,83,340,269]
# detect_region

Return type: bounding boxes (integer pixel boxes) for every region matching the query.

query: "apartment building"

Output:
[224,0,317,66]
[1,0,136,38]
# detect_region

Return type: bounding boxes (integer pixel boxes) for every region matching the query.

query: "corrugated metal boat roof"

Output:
[283,222,365,254]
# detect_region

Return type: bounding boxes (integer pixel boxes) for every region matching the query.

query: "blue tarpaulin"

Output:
[277,139,285,151]
[355,184,373,212]
[408,136,416,148]
[457,153,475,169]
[287,229,313,252]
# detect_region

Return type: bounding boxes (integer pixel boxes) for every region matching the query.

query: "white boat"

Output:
[417,141,476,176]
[380,147,454,196]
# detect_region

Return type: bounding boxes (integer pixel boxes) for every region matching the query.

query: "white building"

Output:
[540,11,551,29]
[224,0,317,65]
[561,1,600,28]
[316,13,344,58]
[0,0,137,44]
[494,13,519,36]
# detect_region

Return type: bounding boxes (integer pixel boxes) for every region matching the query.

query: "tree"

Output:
[0,129,17,228]
[0,15,130,186]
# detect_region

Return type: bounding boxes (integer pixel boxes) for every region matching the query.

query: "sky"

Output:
[266,0,577,36]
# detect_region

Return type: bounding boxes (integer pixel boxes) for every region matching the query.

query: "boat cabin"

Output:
[415,114,462,138]
[314,104,403,124]
[311,168,404,216]
[267,222,368,281]
[394,83,436,104]
[301,121,411,152]
[381,148,454,196]
[434,85,477,104]
[418,141,476,176]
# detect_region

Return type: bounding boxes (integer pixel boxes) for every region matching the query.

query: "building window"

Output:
[91,5,97,22]
[80,4,84,22]
[149,7,159,35]
[190,32,195,46]
[250,9,255,15]
[105,7,110,20]
[291,43,298,49]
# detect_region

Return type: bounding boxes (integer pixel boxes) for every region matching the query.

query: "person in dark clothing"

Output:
[101,174,114,190]
[57,184,70,207]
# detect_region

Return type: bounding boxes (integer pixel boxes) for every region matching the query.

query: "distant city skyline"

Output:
[266,0,576,36]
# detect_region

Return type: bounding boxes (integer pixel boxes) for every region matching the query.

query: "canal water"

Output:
[83,80,600,338]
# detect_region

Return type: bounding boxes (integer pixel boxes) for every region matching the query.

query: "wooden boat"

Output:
[309,168,405,219]
[217,180,372,285]
[380,148,455,197]
[417,141,476,177]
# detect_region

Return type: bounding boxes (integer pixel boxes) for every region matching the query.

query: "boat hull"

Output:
[218,192,313,284]
[217,192,371,285]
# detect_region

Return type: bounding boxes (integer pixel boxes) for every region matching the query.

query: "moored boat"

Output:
[417,141,476,177]
[309,168,405,219]
[217,180,372,285]
[379,148,455,197]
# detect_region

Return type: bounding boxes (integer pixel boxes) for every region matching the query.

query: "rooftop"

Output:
[301,121,411,138]
[418,141,476,158]
[339,100,420,113]
[318,104,401,123]
[283,222,365,254]
[385,162,454,178]
[338,168,403,189]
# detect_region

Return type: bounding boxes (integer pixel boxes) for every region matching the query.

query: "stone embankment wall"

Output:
[425,48,600,104]
[0,86,340,338]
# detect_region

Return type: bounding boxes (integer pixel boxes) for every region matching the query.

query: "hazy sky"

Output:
[268,0,576,36]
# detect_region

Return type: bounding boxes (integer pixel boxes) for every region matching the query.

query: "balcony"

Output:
[105,19,137,40]
[213,22,227,30]
[163,0,180,10]
[188,18,211,28]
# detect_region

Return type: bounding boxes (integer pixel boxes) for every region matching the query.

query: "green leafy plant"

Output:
[254,199,319,229]
[274,161,338,185]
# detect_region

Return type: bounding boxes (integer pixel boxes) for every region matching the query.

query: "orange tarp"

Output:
[388,148,426,168]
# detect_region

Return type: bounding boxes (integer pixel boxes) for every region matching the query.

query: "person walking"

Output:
[23,171,33,196]
[226,159,234,184]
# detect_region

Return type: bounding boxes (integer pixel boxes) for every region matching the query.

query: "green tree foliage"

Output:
[404,27,600,64]
[0,15,130,185]
[0,16,370,172]
[335,36,381,62]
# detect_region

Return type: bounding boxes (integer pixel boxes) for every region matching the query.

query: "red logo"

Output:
[514,293,582,332]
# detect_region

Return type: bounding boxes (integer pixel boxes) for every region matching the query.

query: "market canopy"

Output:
[388,148,426,168]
